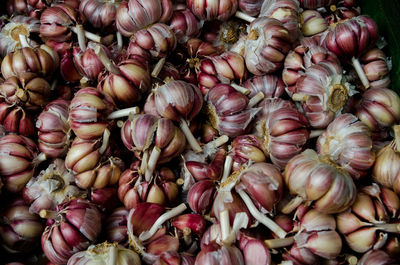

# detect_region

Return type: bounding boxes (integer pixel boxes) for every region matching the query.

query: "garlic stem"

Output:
[71,27,102,43]
[99,128,111,155]
[116,31,123,52]
[393,125,400,153]
[205,135,229,149]
[80,77,89,88]
[264,236,294,249]
[352,57,370,89]
[108,244,118,265]
[292,93,309,102]
[375,222,400,233]
[145,146,161,181]
[39,209,58,219]
[281,196,304,214]
[140,150,149,175]
[248,92,265,108]
[309,130,325,138]
[220,209,231,244]
[231,83,251,95]
[221,155,233,183]
[180,117,202,153]
[139,203,187,241]
[107,107,140,119]
[151,57,166,78]
[94,45,121,75]
[345,255,358,265]
[34,152,47,166]
[18,34,31,48]
[235,11,255,23]
[76,24,87,51]
[237,189,287,238]
[183,227,192,246]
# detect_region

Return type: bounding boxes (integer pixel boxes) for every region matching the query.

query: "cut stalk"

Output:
[231,83,251,95]
[76,24,87,51]
[248,92,265,108]
[179,117,202,153]
[39,209,58,219]
[108,244,118,265]
[238,189,287,239]
[221,155,233,183]
[145,146,161,181]
[139,203,187,241]
[116,31,123,52]
[151,57,166,78]
[107,107,140,119]
[71,27,102,43]
[220,209,230,243]
[393,125,400,153]
[264,237,294,249]
[292,93,309,102]
[94,45,121,75]
[140,150,149,175]
[352,57,370,89]
[309,130,325,138]
[19,34,31,48]
[235,11,256,23]
[281,196,304,214]
[99,129,111,155]
[375,223,400,233]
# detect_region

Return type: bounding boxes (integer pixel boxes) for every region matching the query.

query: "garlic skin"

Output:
[260,0,301,42]
[187,0,238,21]
[283,37,339,96]
[0,100,35,137]
[67,242,141,265]
[242,74,285,98]
[169,7,202,43]
[0,134,43,193]
[79,0,118,30]
[301,10,328,37]
[198,51,247,95]
[41,199,102,265]
[244,17,292,75]
[360,48,391,89]
[336,184,400,256]
[0,198,43,254]
[238,0,263,16]
[317,113,375,180]
[284,149,356,214]
[293,60,357,129]
[0,15,40,57]
[116,0,173,37]
[253,98,310,169]
[373,143,400,194]
[298,0,337,9]
[356,88,400,137]
[358,250,396,265]
[37,99,71,158]
[23,159,83,214]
